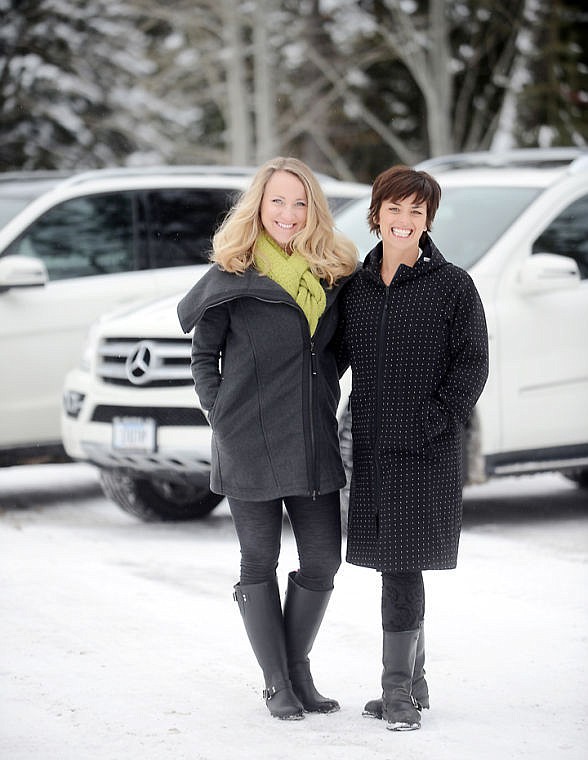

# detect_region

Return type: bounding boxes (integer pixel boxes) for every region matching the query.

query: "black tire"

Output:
[338,408,353,535]
[564,469,588,490]
[99,469,224,522]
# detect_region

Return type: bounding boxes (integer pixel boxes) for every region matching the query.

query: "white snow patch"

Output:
[0,465,586,759]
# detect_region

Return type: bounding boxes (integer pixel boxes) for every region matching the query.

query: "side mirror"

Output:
[518,253,581,294]
[0,255,48,292]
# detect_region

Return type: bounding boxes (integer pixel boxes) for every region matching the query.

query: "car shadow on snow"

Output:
[1,466,586,536]
[0,463,103,512]
[462,473,588,528]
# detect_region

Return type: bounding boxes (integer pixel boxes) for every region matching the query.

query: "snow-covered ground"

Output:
[1,464,587,760]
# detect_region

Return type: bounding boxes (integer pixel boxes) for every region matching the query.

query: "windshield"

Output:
[0,197,37,229]
[335,185,542,269]
[0,178,66,230]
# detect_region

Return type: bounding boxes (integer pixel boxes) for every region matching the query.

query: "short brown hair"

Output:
[368,165,441,235]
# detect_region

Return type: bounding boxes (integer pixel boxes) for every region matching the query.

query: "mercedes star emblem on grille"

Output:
[125,340,156,385]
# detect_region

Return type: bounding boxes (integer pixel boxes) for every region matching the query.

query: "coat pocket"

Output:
[425,399,451,444]
[207,379,225,426]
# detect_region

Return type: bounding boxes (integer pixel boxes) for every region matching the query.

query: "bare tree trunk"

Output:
[426,0,453,155]
[222,0,251,164]
[253,0,278,162]
[382,0,454,157]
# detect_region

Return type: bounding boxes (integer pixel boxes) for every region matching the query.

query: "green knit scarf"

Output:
[254,232,326,335]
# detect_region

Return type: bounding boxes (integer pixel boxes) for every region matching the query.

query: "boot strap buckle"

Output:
[263,678,289,701]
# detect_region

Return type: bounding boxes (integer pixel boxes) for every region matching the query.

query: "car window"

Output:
[532,194,588,279]
[429,186,542,269]
[335,186,541,269]
[327,195,360,214]
[2,192,136,281]
[333,194,374,255]
[0,178,69,229]
[0,197,40,229]
[145,188,238,268]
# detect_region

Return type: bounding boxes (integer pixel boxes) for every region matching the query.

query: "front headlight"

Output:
[79,321,102,372]
[63,390,86,418]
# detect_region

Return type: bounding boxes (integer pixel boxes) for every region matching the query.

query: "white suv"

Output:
[0,167,367,468]
[61,149,588,523]
[335,148,588,510]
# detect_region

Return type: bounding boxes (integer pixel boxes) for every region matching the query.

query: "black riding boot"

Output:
[411,621,429,710]
[381,629,421,731]
[283,571,340,713]
[363,620,429,718]
[233,580,304,720]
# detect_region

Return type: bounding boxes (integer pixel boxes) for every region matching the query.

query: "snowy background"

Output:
[1,464,587,760]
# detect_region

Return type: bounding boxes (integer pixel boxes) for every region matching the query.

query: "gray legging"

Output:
[381,571,425,632]
[227,491,342,592]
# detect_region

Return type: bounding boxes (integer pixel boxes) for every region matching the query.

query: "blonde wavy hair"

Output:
[211,156,358,286]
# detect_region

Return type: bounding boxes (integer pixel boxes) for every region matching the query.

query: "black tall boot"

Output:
[363,620,429,718]
[381,629,421,731]
[411,621,430,710]
[283,571,340,713]
[233,580,304,720]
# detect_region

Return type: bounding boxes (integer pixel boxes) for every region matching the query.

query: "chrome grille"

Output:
[97,337,192,387]
[91,405,207,426]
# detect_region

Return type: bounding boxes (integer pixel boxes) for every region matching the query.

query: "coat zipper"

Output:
[374,284,391,515]
[309,339,319,499]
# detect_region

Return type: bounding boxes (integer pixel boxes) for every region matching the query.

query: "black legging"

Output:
[228,491,342,592]
[381,571,425,632]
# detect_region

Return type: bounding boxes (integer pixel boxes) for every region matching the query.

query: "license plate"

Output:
[112,416,157,453]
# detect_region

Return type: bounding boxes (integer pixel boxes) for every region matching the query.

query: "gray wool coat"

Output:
[177,265,350,501]
[338,237,489,572]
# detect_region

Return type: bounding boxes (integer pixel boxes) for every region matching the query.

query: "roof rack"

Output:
[415,147,588,173]
[54,165,343,190]
[55,164,342,189]
[57,165,260,188]
[0,170,73,184]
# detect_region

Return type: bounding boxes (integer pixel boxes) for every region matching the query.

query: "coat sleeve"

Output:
[331,296,351,378]
[433,275,489,427]
[190,304,230,412]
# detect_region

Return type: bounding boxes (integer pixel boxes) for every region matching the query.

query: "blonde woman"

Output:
[177,157,358,721]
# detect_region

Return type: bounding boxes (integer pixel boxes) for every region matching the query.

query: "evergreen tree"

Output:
[0,0,173,169]
[515,0,588,146]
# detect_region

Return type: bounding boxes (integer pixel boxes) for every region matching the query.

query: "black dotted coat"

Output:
[338,237,489,572]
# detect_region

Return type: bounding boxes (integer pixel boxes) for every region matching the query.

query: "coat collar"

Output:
[362,235,448,285]
[178,263,353,333]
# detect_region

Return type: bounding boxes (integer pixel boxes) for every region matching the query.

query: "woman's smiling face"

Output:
[260,170,308,248]
[376,193,428,253]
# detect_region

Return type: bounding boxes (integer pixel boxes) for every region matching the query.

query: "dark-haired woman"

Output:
[337,165,489,731]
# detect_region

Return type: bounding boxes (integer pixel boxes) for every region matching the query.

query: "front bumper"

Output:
[61,368,212,478]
